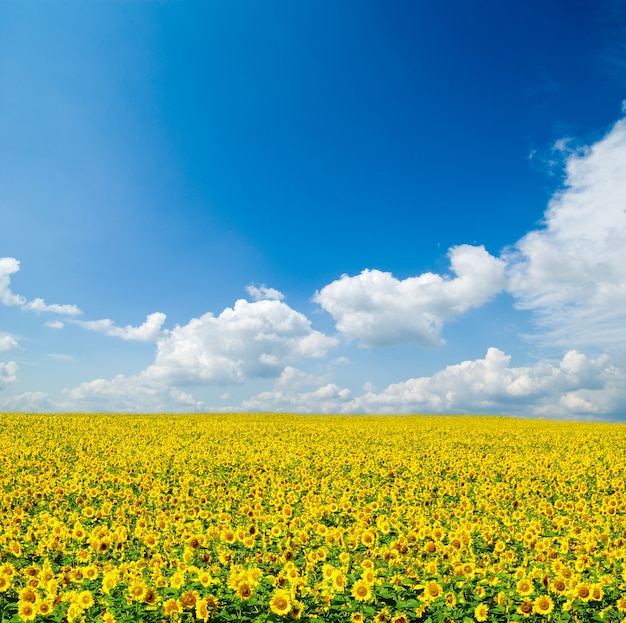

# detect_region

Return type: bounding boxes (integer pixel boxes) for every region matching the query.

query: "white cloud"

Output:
[274,366,330,391]
[72,312,167,341]
[314,245,506,347]
[44,320,64,329]
[63,298,338,411]
[239,348,624,419]
[0,361,18,390]
[0,335,19,352]
[246,284,285,301]
[506,115,626,351]
[22,298,82,316]
[0,257,82,315]
[143,299,337,385]
[64,374,205,413]
[0,258,26,306]
[343,348,615,416]
[241,383,351,414]
[0,391,56,412]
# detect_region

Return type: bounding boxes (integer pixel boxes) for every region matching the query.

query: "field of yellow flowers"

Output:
[1,413,625,623]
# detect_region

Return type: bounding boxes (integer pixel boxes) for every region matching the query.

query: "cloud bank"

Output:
[242,349,624,419]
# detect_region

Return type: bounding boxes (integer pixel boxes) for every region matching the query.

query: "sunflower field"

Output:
[1,413,626,623]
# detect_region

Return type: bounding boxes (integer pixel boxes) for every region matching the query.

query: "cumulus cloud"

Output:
[72,312,167,341]
[0,257,82,315]
[0,258,26,306]
[274,366,330,391]
[143,299,337,385]
[315,245,506,347]
[0,361,18,390]
[0,391,56,412]
[0,335,19,352]
[246,284,285,301]
[343,348,616,416]
[239,348,624,419]
[242,383,352,413]
[45,320,64,329]
[506,115,626,350]
[65,374,205,413]
[63,298,338,411]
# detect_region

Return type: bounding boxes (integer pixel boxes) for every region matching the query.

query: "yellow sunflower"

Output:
[474,603,488,622]
[517,598,534,618]
[17,602,37,623]
[423,580,443,601]
[516,578,534,596]
[533,594,554,616]
[269,589,291,616]
[351,579,373,602]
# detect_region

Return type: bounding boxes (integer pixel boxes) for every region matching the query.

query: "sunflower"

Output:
[237,582,254,601]
[128,581,146,602]
[422,580,443,601]
[196,599,210,623]
[533,594,554,616]
[269,589,291,616]
[517,598,534,618]
[221,529,236,544]
[373,607,391,623]
[66,603,83,623]
[18,588,37,604]
[77,590,95,609]
[162,598,183,618]
[195,571,213,587]
[143,587,159,606]
[360,531,376,547]
[101,609,116,623]
[391,614,409,623]
[17,602,37,623]
[575,583,592,602]
[590,584,603,601]
[205,595,219,613]
[180,590,199,609]
[474,586,486,598]
[351,579,373,602]
[424,541,437,554]
[102,571,119,594]
[37,600,54,616]
[444,591,456,607]
[331,570,347,592]
[474,603,488,622]
[0,575,11,592]
[289,599,304,620]
[84,565,99,581]
[322,564,335,580]
[351,614,365,623]
[516,578,534,596]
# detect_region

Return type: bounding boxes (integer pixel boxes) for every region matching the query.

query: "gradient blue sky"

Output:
[1,0,626,417]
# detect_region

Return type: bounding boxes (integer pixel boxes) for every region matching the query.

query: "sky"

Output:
[1,0,626,419]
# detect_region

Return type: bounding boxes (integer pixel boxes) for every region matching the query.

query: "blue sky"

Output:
[1,0,626,418]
